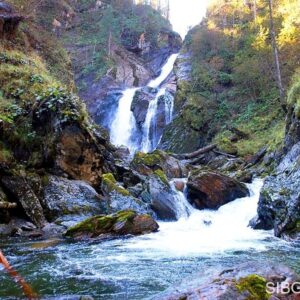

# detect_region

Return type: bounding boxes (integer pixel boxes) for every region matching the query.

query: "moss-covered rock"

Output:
[217,138,238,155]
[154,169,169,187]
[102,173,130,197]
[236,275,269,300]
[65,210,159,239]
[130,149,184,179]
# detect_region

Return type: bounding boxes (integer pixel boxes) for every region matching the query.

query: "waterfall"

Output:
[110,88,139,150]
[164,91,174,124]
[148,54,179,88]
[141,88,166,153]
[110,54,178,152]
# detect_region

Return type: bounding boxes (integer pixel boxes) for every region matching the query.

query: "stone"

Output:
[186,170,249,210]
[130,150,185,179]
[40,175,104,222]
[174,180,185,192]
[1,176,46,227]
[145,175,178,221]
[101,173,150,215]
[65,210,159,239]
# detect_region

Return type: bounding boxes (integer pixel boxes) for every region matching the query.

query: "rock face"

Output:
[0,1,24,39]
[65,210,159,239]
[153,263,300,300]
[254,83,300,241]
[255,142,300,240]
[186,170,249,210]
[53,124,115,187]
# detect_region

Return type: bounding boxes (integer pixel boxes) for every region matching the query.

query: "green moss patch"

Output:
[132,150,164,168]
[236,274,269,300]
[102,173,130,196]
[154,169,169,186]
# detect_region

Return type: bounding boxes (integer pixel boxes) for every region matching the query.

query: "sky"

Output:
[169,0,209,38]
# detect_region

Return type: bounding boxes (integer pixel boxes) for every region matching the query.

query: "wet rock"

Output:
[144,174,179,221]
[131,88,153,128]
[101,173,150,215]
[153,263,300,300]
[65,210,159,239]
[255,144,300,240]
[1,176,46,227]
[174,180,185,192]
[186,170,249,210]
[41,176,104,222]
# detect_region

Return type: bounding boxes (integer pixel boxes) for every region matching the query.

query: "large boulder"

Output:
[65,210,159,239]
[40,176,105,224]
[153,263,300,300]
[186,170,249,210]
[1,175,46,227]
[147,173,178,220]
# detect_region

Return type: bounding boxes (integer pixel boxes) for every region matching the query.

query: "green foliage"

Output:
[169,0,299,156]
[287,75,300,119]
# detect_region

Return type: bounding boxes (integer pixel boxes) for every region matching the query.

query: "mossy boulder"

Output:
[65,210,159,239]
[130,150,185,179]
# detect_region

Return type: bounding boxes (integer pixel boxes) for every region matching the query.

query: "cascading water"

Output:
[110,88,139,151]
[123,179,273,255]
[141,88,166,153]
[147,54,178,88]
[110,54,179,152]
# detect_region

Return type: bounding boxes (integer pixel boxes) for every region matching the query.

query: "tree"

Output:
[268,0,286,112]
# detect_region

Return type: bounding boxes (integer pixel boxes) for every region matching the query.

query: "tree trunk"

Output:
[253,0,257,23]
[108,30,112,57]
[268,0,286,112]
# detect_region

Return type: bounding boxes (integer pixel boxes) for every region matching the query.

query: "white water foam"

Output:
[121,179,273,256]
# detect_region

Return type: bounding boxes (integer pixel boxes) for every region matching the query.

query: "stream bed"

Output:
[0,180,300,299]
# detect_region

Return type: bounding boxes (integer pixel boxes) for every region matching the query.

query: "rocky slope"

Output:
[253,76,300,241]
